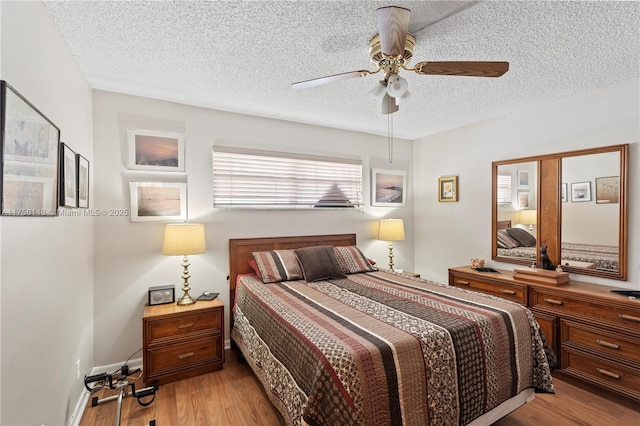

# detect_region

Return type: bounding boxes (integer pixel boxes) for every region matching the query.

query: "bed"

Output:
[496,220,618,272]
[229,234,555,426]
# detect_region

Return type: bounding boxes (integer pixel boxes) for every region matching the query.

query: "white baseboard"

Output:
[67,357,143,426]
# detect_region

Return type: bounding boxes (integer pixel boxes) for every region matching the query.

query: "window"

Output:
[212,146,362,208]
[497,172,512,204]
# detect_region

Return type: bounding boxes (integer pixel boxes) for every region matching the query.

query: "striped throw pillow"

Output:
[251,250,303,283]
[333,246,376,274]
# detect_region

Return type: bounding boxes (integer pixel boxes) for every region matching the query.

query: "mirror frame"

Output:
[492,144,628,280]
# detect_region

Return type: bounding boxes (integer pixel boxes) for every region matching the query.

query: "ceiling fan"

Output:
[291,5,509,114]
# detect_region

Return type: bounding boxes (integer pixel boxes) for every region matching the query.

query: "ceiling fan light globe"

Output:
[387,74,408,97]
[381,93,399,114]
[395,90,411,105]
[369,81,387,102]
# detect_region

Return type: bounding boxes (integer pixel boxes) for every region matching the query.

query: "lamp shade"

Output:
[378,218,405,241]
[520,210,537,225]
[162,223,206,256]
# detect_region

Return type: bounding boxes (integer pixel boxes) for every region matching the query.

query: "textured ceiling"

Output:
[43,1,640,140]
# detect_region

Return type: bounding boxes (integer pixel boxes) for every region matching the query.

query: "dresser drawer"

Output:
[561,320,640,364]
[450,275,526,304]
[562,348,640,401]
[530,288,640,332]
[146,309,222,344]
[146,336,223,378]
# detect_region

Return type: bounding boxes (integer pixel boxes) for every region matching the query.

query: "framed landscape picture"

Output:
[571,181,591,202]
[1,81,60,216]
[129,181,187,222]
[59,143,77,207]
[371,169,406,206]
[595,176,619,204]
[127,129,185,172]
[77,154,90,208]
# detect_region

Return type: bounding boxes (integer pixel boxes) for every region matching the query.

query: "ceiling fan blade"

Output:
[415,61,509,77]
[376,6,410,57]
[291,70,371,90]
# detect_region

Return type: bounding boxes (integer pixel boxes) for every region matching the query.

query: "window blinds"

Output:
[497,172,512,204]
[212,146,363,208]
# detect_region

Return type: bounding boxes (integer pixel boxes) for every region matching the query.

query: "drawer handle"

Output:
[596,368,620,380]
[543,298,563,306]
[178,322,195,329]
[596,339,620,350]
[457,280,470,285]
[178,352,195,359]
[501,289,516,295]
[618,314,640,323]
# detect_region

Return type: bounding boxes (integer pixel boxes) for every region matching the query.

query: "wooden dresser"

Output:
[143,299,224,385]
[449,266,640,402]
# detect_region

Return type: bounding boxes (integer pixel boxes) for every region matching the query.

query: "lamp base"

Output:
[177,293,196,306]
[387,241,395,271]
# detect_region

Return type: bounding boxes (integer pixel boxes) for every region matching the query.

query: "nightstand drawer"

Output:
[561,320,640,364]
[562,348,640,401]
[450,276,526,304]
[147,310,221,344]
[146,336,223,377]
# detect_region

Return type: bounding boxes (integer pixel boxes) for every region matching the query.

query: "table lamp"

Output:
[520,210,537,234]
[162,223,206,305]
[378,218,405,271]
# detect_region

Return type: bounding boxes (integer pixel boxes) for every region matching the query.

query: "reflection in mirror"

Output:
[561,152,620,274]
[496,161,538,263]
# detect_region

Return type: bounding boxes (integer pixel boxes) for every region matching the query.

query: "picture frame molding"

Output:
[129,181,187,222]
[127,128,185,172]
[438,175,459,202]
[1,81,60,216]
[371,168,407,207]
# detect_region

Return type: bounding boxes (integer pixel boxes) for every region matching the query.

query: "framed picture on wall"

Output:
[1,81,60,216]
[595,176,619,204]
[571,181,591,202]
[517,191,530,209]
[76,154,90,208]
[59,143,78,207]
[561,183,568,202]
[517,170,529,188]
[127,129,185,172]
[371,169,406,206]
[438,175,458,202]
[129,181,187,222]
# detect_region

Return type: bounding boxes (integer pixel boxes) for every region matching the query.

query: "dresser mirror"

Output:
[492,144,628,280]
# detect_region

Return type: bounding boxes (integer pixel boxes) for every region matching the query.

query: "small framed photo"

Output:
[1,81,60,216]
[372,168,406,206]
[595,176,619,204]
[129,181,187,222]
[561,183,568,202]
[571,181,591,202]
[127,129,185,172]
[76,154,90,208]
[59,143,77,207]
[517,170,529,188]
[438,175,458,202]
[517,191,530,209]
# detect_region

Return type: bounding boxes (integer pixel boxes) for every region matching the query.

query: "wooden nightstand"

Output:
[143,298,224,386]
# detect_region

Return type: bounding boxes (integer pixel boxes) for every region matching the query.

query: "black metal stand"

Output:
[84,369,157,426]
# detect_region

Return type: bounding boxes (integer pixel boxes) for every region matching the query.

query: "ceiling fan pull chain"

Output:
[387,101,394,163]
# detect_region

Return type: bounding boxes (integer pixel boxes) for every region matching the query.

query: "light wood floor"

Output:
[80,349,639,426]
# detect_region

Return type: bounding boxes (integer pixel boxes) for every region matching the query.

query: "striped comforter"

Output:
[231,271,554,426]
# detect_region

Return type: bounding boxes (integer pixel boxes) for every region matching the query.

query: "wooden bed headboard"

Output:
[228,233,356,303]
[497,220,512,230]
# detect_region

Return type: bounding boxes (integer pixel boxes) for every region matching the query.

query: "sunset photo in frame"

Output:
[129,181,187,222]
[127,129,185,172]
[371,169,406,206]
[438,176,458,202]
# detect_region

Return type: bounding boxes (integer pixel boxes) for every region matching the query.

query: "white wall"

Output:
[0,2,94,425]
[92,91,415,366]
[413,78,639,289]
